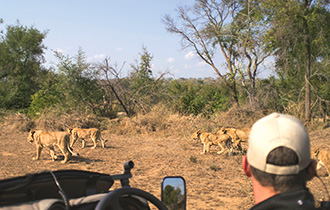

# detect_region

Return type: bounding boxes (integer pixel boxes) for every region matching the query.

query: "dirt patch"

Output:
[1,108,330,209]
[1,126,330,209]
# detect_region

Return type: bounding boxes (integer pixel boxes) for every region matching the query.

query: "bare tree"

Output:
[97,57,131,116]
[231,0,272,108]
[163,0,272,108]
[97,54,169,116]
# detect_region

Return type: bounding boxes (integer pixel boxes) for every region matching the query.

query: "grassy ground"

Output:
[1,108,329,209]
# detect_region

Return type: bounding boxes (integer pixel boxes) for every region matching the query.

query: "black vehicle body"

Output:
[0,161,185,210]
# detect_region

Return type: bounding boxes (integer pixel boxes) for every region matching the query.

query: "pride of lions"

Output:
[191,127,251,155]
[192,126,330,178]
[27,125,330,178]
[27,127,106,164]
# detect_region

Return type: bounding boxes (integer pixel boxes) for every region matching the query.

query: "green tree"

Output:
[262,0,330,120]
[165,78,230,115]
[130,46,153,91]
[52,48,104,114]
[0,23,47,110]
[162,185,184,210]
[127,46,165,114]
[27,71,62,117]
[97,47,168,117]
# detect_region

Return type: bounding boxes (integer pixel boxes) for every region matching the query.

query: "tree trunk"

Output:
[230,77,240,107]
[303,5,311,122]
[304,57,311,122]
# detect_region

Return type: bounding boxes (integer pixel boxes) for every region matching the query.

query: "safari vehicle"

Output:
[0,161,186,210]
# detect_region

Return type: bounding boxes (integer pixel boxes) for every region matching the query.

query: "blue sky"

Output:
[1,0,219,79]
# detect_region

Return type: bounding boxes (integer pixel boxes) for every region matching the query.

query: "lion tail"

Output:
[67,145,79,156]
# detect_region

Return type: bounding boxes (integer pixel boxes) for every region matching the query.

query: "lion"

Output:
[235,128,250,141]
[217,127,239,141]
[27,130,79,163]
[217,127,250,151]
[313,147,330,178]
[67,127,106,149]
[191,130,232,155]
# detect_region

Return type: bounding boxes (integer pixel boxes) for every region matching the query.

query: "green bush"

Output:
[165,79,231,115]
[28,88,61,117]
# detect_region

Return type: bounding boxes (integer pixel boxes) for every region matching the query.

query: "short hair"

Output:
[250,147,309,192]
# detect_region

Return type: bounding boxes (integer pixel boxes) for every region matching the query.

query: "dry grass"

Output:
[1,108,330,209]
[0,106,277,136]
[0,112,34,134]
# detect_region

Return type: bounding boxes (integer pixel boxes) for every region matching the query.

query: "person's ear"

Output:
[242,155,252,177]
[307,159,317,181]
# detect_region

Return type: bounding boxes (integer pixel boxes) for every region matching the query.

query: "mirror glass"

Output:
[161,176,186,210]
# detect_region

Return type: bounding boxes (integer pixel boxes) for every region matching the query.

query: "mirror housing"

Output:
[161,176,186,210]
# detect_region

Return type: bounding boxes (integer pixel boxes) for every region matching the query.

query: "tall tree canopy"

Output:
[262,0,330,120]
[0,23,47,110]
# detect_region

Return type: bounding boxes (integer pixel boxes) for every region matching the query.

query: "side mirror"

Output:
[161,176,186,210]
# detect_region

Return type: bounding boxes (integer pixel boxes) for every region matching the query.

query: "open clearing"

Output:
[1,125,330,209]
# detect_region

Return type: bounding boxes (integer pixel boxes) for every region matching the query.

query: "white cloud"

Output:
[93,54,106,59]
[167,57,175,63]
[116,48,123,52]
[86,54,105,62]
[184,51,195,60]
[196,61,206,67]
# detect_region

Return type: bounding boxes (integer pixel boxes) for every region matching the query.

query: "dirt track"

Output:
[1,128,330,209]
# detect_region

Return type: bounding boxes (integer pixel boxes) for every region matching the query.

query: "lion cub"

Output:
[314,148,330,178]
[191,130,232,155]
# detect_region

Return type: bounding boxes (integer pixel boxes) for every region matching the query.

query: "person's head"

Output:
[243,113,316,192]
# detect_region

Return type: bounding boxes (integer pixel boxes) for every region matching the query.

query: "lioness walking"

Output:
[27,130,78,163]
[67,127,106,149]
[191,130,232,155]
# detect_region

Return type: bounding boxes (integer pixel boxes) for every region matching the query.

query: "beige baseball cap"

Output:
[247,112,311,175]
